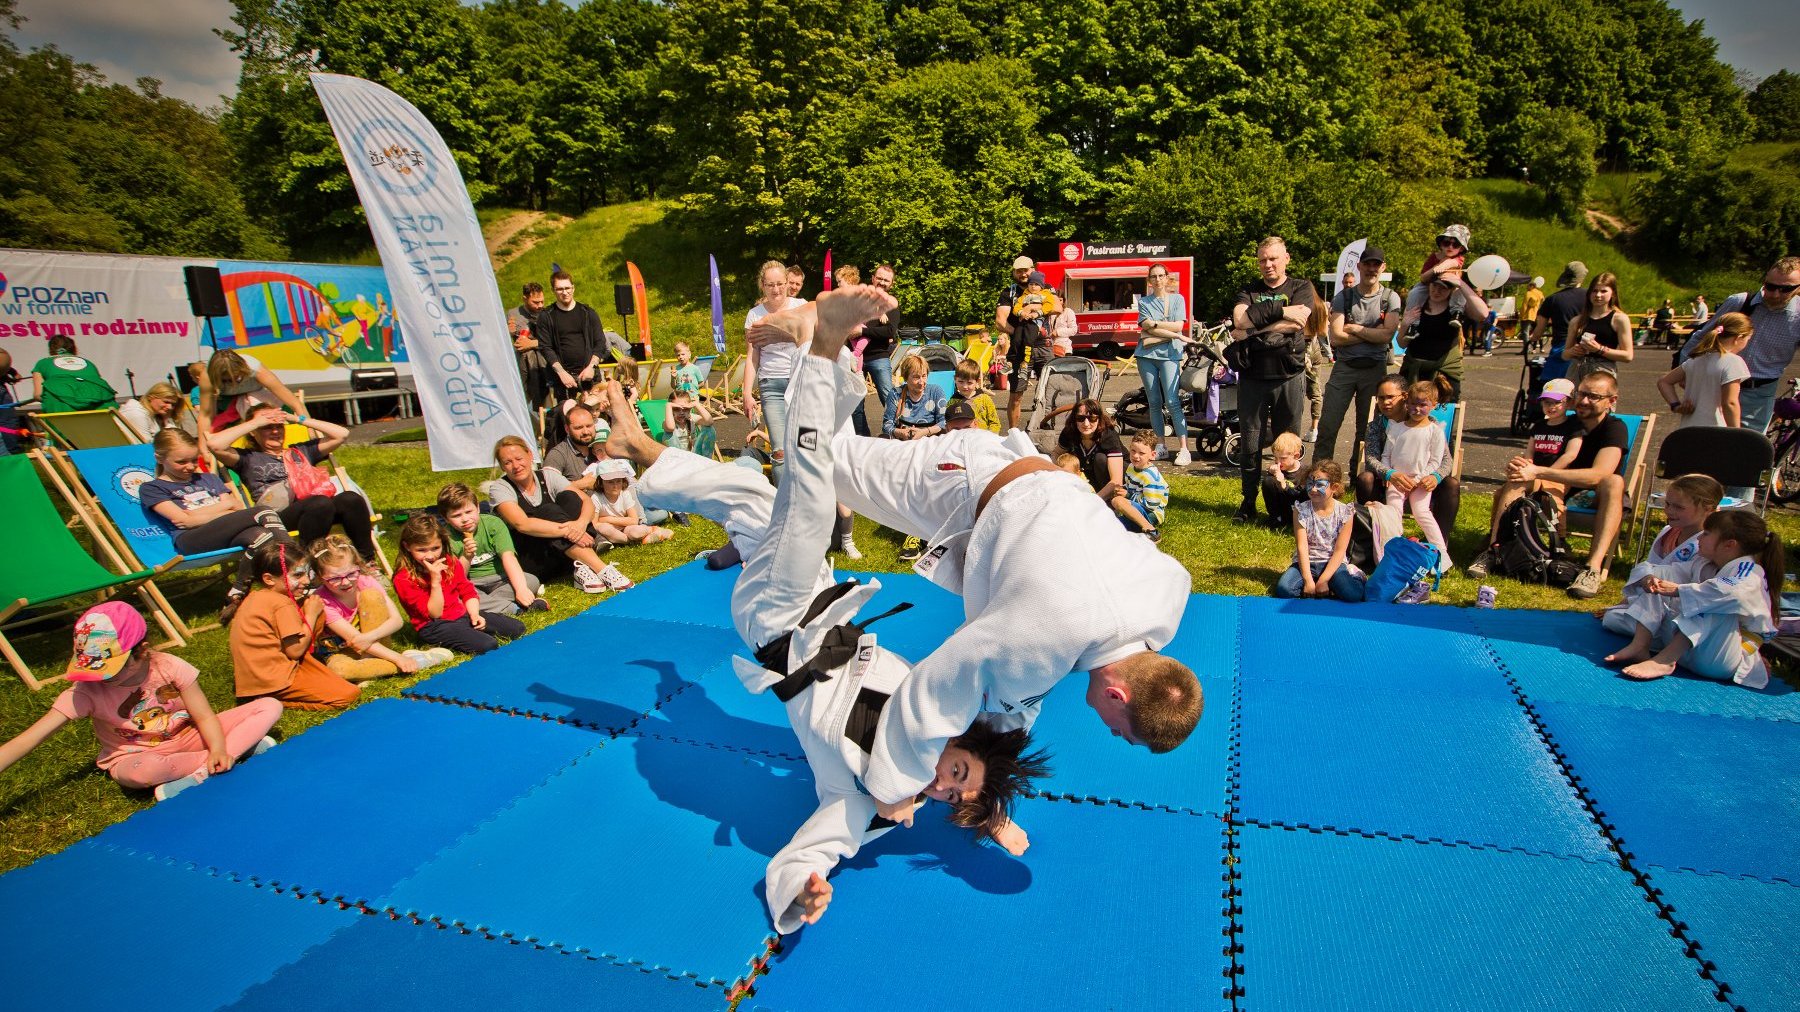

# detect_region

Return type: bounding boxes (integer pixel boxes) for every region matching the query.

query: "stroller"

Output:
[892,342,962,397]
[1025,355,1107,435]
[1508,344,1550,436]
[1112,324,1245,466]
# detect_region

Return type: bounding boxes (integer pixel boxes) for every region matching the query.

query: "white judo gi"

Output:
[1601,525,1716,646]
[828,423,1192,806]
[636,350,919,934]
[1669,556,1776,689]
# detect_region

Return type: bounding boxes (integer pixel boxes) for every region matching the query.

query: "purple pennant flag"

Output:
[708,255,726,354]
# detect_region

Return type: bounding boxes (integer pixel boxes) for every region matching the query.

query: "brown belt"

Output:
[976,456,1060,520]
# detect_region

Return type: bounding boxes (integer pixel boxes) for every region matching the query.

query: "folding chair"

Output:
[637,399,669,444]
[31,409,141,450]
[644,360,676,401]
[1566,412,1654,569]
[697,353,742,413]
[2,454,185,688]
[1428,402,1466,480]
[1630,426,1773,562]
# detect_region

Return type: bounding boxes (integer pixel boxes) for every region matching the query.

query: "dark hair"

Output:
[943,722,1053,840]
[1377,374,1407,394]
[1056,398,1114,451]
[522,281,544,297]
[550,270,572,285]
[47,335,78,356]
[1703,510,1786,620]
[248,539,306,584]
[397,514,446,582]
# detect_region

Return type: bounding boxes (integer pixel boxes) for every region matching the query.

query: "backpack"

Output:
[1364,536,1442,603]
[1345,501,1404,572]
[1495,491,1584,587]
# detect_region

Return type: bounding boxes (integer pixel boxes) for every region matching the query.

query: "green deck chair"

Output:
[0,455,184,689]
[33,409,141,450]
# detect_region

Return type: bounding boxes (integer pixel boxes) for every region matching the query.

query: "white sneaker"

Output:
[573,561,608,594]
[598,563,635,591]
[1173,449,1192,467]
[1152,445,1170,461]
[1306,428,1319,443]
[249,735,277,758]
[154,771,207,802]
[838,537,863,561]
[404,648,455,669]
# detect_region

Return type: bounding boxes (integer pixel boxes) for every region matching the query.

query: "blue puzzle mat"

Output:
[0,842,359,1011]
[1027,673,1235,816]
[748,797,1233,1012]
[637,658,802,759]
[406,613,742,732]
[96,699,605,903]
[584,560,736,627]
[1645,866,1800,1012]
[1240,597,1516,702]
[225,908,732,1011]
[1474,607,1800,722]
[1237,678,1609,858]
[1234,826,1721,1011]
[1536,701,1800,882]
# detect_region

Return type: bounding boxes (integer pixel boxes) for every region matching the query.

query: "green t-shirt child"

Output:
[447,513,516,581]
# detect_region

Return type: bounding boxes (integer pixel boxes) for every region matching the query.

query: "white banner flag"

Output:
[311,73,532,470]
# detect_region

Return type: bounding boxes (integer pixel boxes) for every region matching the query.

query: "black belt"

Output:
[1745,377,1782,389]
[754,581,913,704]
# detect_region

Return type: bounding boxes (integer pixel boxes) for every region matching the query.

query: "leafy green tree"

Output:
[1518,106,1597,223]
[1748,70,1800,142]
[1635,148,1800,268]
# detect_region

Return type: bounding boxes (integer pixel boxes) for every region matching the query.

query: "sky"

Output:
[8,0,1794,109]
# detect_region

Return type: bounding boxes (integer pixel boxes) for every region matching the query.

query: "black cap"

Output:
[945,400,976,425]
[1359,246,1387,265]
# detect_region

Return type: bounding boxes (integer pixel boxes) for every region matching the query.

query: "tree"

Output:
[1518,107,1597,223]
[1749,70,1800,142]
[1635,147,1800,268]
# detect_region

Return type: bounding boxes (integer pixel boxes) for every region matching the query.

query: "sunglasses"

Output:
[1763,281,1800,295]
[1073,414,1099,422]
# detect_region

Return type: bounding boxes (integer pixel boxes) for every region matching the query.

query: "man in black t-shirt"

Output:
[1529,261,1589,382]
[995,255,1035,429]
[532,270,606,396]
[1228,237,1318,521]
[861,263,902,415]
[1465,372,1630,598]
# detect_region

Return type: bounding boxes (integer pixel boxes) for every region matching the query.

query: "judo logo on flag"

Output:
[798,427,818,450]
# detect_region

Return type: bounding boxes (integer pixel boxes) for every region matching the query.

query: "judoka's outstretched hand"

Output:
[799,872,833,925]
[877,795,921,827]
[992,818,1030,856]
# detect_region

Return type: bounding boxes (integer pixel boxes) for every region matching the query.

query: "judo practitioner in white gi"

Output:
[745,304,1203,826]
[1601,474,1722,664]
[601,286,1050,933]
[1617,508,1783,690]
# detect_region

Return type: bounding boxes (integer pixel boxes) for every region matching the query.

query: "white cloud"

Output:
[11,0,241,108]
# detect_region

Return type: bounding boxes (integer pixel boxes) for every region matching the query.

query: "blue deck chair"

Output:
[1427,402,1466,480]
[1565,412,1655,567]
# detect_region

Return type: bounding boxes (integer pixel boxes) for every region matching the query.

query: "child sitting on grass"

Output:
[1613,509,1782,689]
[0,602,281,802]
[230,541,360,711]
[310,535,452,680]
[393,515,529,655]
[439,482,547,616]
[1599,475,1722,655]
[950,359,1001,433]
[1273,460,1366,601]
[1112,430,1168,542]
[588,458,675,546]
[1260,431,1306,528]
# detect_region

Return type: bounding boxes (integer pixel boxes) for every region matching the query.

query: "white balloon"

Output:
[1467,254,1511,291]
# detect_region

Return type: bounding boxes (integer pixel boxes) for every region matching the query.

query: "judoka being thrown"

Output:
[597,285,1049,933]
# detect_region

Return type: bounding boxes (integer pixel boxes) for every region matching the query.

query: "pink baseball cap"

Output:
[65,602,147,682]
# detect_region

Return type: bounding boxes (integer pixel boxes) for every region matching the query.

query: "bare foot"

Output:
[747,304,817,353]
[1604,646,1651,666]
[598,381,659,464]
[812,285,898,361]
[1621,659,1677,681]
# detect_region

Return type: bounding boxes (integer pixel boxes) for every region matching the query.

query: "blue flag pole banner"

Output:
[708,255,726,355]
[310,73,534,470]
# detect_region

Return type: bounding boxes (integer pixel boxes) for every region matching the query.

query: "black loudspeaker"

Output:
[614,283,635,317]
[184,265,228,317]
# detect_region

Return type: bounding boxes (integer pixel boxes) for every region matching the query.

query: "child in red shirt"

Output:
[393,515,527,655]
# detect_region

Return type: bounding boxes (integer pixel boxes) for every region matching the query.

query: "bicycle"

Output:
[1766,378,1800,503]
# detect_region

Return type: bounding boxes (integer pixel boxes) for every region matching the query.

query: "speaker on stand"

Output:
[183,266,228,350]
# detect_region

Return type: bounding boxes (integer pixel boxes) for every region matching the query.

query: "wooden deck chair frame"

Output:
[698,353,743,413]
[32,408,143,450]
[643,359,676,401]
[1564,412,1655,572]
[3,453,186,688]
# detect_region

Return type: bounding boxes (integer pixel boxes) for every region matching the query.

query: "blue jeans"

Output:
[865,356,897,414]
[758,376,789,484]
[1274,560,1367,601]
[1136,355,1187,438]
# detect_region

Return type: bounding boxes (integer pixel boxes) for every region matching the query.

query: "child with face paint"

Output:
[1372,378,1454,573]
[1272,460,1367,601]
[0,602,281,801]
[229,541,361,710]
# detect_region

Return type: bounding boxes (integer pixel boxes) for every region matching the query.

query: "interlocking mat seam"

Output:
[1235,817,1623,865]
[1224,598,1246,1009]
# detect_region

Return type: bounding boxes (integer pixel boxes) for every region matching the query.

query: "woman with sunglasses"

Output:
[1397,268,1489,404]
[1056,399,1126,499]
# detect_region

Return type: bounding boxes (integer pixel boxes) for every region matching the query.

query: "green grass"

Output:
[373,426,428,444]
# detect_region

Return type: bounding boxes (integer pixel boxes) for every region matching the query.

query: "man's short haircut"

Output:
[1120,653,1203,753]
[874,263,896,277]
[564,402,594,423]
[436,481,477,513]
[522,282,544,297]
[1772,256,1800,276]
[550,270,572,285]
[1579,370,1619,395]
[1257,236,1287,253]
[1129,429,1159,452]
[785,264,805,278]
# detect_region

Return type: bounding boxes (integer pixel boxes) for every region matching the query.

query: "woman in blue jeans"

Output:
[743,260,806,483]
[1135,264,1192,466]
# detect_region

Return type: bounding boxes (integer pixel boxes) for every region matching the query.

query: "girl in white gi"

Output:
[601,287,1048,932]
[1373,378,1454,573]
[1619,509,1784,689]
[1601,475,1723,663]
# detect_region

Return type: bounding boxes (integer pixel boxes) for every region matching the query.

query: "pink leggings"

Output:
[105,698,283,790]
[1388,484,1451,570]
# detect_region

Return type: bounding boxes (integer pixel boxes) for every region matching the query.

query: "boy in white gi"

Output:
[745,305,1202,827]
[601,287,1048,932]
[1620,509,1783,689]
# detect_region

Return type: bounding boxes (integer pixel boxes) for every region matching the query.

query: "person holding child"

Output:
[230,541,361,710]
[393,516,529,655]
[1355,376,1462,535]
[1598,475,1723,661]
[1113,431,1169,542]
[309,535,453,679]
[438,482,547,616]
[1658,311,1751,429]
[1272,459,1366,601]
[1056,398,1125,499]
[488,434,633,593]
[0,602,281,802]
[1371,378,1455,572]
[209,406,378,563]
[1610,509,1782,689]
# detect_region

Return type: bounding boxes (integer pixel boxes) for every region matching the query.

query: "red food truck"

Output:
[1035,240,1195,356]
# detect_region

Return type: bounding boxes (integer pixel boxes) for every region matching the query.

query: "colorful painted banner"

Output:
[708,255,726,355]
[312,72,532,471]
[626,261,650,354]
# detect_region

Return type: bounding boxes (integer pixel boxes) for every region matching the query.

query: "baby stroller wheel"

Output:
[1220,431,1244,469]
[1509,389,1529,436]
[1196,427,1225,458]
